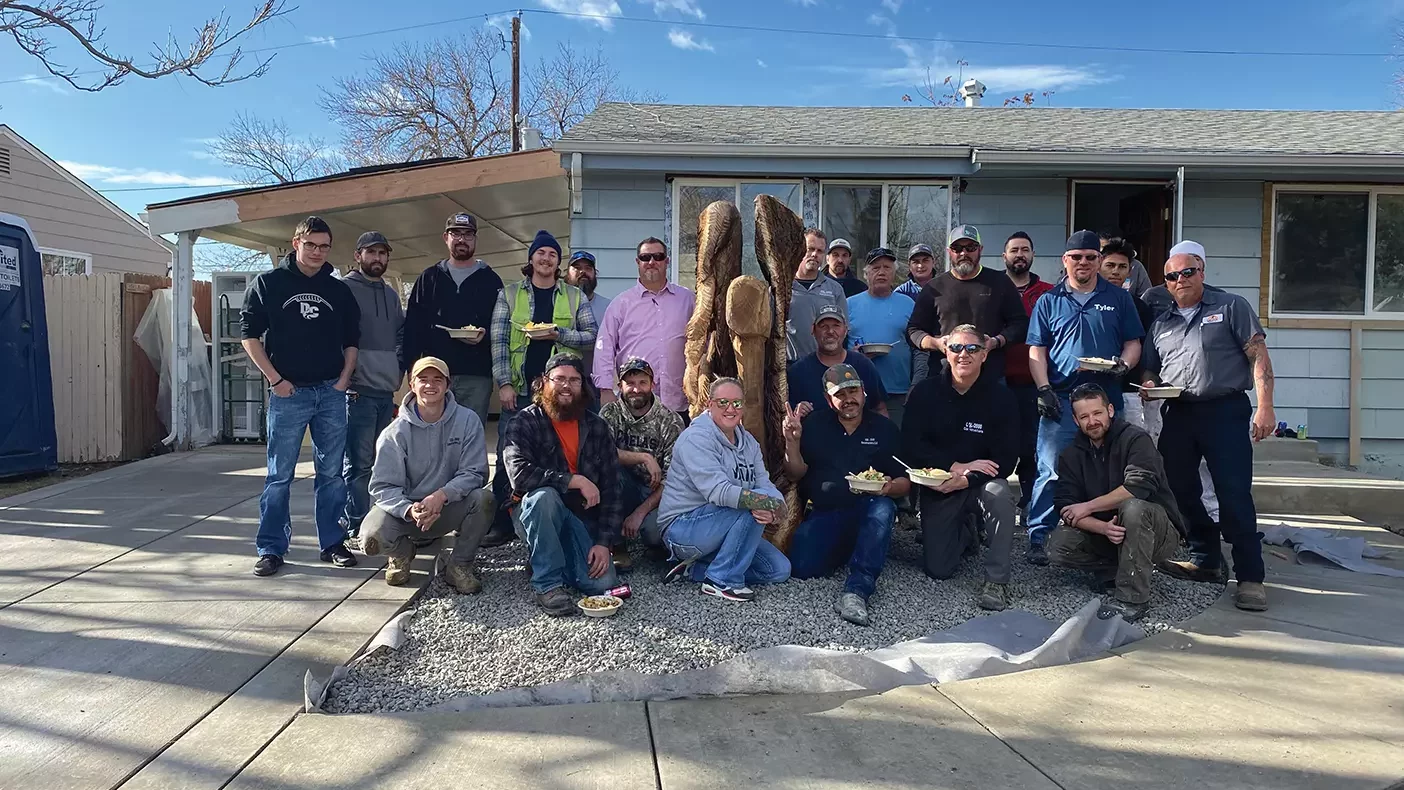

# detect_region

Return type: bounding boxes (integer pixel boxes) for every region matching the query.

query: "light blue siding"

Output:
[1181,181,1262,319]
[1361,330,1404,442]
[570,172,666,298]
[958,178,1067,283]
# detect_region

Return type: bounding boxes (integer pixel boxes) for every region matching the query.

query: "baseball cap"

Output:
[908,243,935,259]
[866,247,897,265]
[355,231,393,252]
[410,356,450,378]
[617,356,654,381]
[1065,229,1102,253]
[1169,240,1207,266]
[949,225,982,246]
[823,364,864,395]
[812,303,847,327]
[445,213,478,231]
[828,238,853,253]
[568,250,597,267]
[544,352,585,378]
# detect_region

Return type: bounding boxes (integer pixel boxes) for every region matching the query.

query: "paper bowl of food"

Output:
[1141,385,1183,400]
[908,467,953,488]
[577,594,623,618]
[441,324,485,344]
[523,321,558,340]
[846,468,889,493]
[857,342,893,356]
[1077,356,1118,372]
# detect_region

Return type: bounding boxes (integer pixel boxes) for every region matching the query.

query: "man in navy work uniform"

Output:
[1141,250,1277,612]
[1024,230,1144,566]
[788,304,888,418]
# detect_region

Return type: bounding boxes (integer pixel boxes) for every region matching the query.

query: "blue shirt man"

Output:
[1024,230,1145,563]
[847,247,915,426]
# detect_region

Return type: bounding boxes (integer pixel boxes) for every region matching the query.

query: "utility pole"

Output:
[511,14,521,152]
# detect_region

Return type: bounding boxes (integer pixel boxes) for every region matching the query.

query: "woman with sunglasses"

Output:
[656,378,791,601]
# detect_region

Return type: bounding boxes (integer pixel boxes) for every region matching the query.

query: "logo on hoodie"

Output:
[733,459,758,486]
[284,293,332,320]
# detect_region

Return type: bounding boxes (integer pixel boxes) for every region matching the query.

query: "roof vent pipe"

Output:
[959,79,986,108]
[521,127,544,150]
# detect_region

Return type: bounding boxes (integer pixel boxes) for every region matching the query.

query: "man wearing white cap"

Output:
[826,238,868,297]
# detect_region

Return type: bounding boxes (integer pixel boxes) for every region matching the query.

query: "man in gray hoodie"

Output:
[343,232,406,537]
[364,356,493,592]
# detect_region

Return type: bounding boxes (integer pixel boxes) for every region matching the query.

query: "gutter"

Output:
[976,150,1404,168]
[554,140,974,159]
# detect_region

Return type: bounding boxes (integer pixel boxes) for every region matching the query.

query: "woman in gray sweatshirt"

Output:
[658,378,791,601]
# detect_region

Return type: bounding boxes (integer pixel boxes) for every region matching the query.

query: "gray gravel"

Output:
[324,521,1223,714]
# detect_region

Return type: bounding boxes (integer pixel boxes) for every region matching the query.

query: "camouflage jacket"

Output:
[600,397,685,484]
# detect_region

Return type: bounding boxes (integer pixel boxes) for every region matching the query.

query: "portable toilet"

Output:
[0,212,58,477]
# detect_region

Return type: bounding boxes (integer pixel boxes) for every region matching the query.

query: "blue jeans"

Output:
[257,380,348,557]
[788,497,896,598]
[513,487,619,594]
[664,504,791,589]
[342,390,396,533]
[1028,389,1124,545]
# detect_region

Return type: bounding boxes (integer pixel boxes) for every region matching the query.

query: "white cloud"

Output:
[650,0,705,18]
[58,161,231,188]
[538,0,624,29]
[880,0,902,12]
[17,74,68,95]
[790,0,818,5]
[668,28,715,52]
[305,35,337,47]
[867,13,889,26]
[757,59,768,68]
[486,13,532,40]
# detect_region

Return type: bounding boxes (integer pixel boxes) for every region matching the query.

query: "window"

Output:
[672,180,802,288]
[1270,187,1404,318]
[820,182,952,264]
[39,248,92,276]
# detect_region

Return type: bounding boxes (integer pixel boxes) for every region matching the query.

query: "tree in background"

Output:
[207,113,345,185]
[900,60,1055,107]
[525,42,663,144]
[0,0,286,91]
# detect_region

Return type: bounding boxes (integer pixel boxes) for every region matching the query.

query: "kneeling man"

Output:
[599,357,685,565]
[365,357,493,592]
[903,325,1019,611]
[502,353,621,616]
[783,364,909,626]
[1050,384,1185,622]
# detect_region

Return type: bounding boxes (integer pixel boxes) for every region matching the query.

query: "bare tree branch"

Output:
[524,41,665,144]
[208,113,344,185]
[0,1,287,91]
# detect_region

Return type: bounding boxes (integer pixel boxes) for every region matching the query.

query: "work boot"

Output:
[834,592,870,626]
[320,544,358,568]
[611,543,634,573]
[384,553,412,586]
[977,581,1010,611]
[1088,570,1117,594]
[1098,597,1150,623]
[1157,559,1228,584]
[253,554,283,577]
[1234,581,1269,611]
[1025,542,1049,566]
[445,563,482,594]
[536,586,579,617]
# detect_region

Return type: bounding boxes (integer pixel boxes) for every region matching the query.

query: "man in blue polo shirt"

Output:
[848,247,915,425]
[1024,230,1145,565]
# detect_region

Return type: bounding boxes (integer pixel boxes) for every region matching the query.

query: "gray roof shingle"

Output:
[560,104,1404,156]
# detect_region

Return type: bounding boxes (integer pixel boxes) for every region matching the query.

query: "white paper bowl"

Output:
[846,475,888,493]
[577,595,623,617]
[908,469,953,488]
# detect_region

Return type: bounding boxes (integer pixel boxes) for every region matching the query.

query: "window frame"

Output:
[668,177,804,283]
[38,247,94,276]
[818,179,956,253]
[1268,183,1404,321]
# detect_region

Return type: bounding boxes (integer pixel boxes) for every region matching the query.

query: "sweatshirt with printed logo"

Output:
[658,411,782,528]
[240,253,360,385]
[370,391,489,520]
[902,366,1019,489]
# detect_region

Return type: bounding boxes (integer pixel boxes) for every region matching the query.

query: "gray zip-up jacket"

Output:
[370,392,488,520]
[787,271,849,361]
[345,270,405,396]
[658,411,781,527]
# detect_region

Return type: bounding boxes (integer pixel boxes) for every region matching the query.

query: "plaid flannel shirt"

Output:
[502,403,621,545]
[491,281,599,389]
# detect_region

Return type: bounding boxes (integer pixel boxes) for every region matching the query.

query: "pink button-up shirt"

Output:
[592,281,697,411]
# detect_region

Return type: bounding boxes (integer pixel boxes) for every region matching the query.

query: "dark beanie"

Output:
[528,229,562,260]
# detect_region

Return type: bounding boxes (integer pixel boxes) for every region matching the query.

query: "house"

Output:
[0,124,174,276]
[555,103,1404,472]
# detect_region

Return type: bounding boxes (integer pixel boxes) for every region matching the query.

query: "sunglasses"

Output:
[948,343,985,355]
[1164,267,1201,282]
[1065,253,1100,262]
[950,244,980,254]
[637,252,667,262]
[711,397,744,410]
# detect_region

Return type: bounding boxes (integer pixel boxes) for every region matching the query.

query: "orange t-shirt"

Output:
[551,419,581,474]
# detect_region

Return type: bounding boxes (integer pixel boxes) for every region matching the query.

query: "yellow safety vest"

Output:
[507,280,581,391]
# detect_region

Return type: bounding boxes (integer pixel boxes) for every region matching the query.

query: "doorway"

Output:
[1071,181,1174,285]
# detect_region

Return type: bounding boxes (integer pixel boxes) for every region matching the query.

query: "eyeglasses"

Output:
[950,244,980,254]
[637,252,667,262]
[547,376,582,387]
[1164,267,1201,282]
[948,343,985,355]
[1065,253,1100,262]
[711,397,744,410]
[299,241,332,254]
[446,229,476,239]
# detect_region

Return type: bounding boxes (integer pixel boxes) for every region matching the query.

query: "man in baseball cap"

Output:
[826,238,867,297]
[896,244,937,301]
[445,213,478,232]
[361,354,494,593]
[786,304,889,418]
[565,250,610,403]
[849,247,915,425]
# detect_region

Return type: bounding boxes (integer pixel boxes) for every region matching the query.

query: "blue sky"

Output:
[2,0,1402,218]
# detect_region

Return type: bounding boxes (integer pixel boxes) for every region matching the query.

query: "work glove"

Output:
[1108,356,1131,377]
[1037,385,1062,421]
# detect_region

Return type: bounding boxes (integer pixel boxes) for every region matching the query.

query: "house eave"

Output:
[554,140,975,159]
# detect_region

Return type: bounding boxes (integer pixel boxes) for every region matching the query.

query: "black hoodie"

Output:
[240,253,360,385]
[402,260,504,378]
[902,365,1019,488]
[1053,418,1187,537]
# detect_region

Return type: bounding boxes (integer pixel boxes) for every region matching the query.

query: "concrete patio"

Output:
[2,444,1402,789]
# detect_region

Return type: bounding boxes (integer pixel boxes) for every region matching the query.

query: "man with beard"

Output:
[1024,230,1144,566]
[502,353,621,616]
[906,225,1028,383]
[1002,231,1055,521]
[600,357,685,566]
[1050,384,1184,622]
[592,237,696,420]
[341,231,405,538]
[826,238,868,297]
[402,214,505,424]
[788,305,888,418]
[788,227,849,362]
[846,248,914,425]
[566,250,610,406]
[896,243,938,383]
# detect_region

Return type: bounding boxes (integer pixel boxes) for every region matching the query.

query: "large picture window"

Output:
[672,180,802,288]
[1271,186,1404,317]
[820,182,952,266]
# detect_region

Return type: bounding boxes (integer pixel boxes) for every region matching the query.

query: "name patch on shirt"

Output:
[1094,304,1116,312]
[446,437,462,446]
[860,436,879,447]
[1201,313,1224,325]
[964,421,984,434]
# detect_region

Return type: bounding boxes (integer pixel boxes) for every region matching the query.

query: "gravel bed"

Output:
[324,522,1223,714]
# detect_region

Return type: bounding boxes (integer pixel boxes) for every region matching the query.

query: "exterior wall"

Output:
[569,172,666,298]
[0,139,171,276]
[958,177,1067,283]
[1360,330,1404,474]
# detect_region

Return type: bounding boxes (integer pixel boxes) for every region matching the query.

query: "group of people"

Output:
[238,211,1276,627]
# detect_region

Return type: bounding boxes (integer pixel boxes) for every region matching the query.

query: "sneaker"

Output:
[344,534,362,553]
[253,554,283,577]
[662,557,695,584]
[834,592,870,626]
[1025,542,1049,566]
[1097,598,1150,623]
[1157,559,1228,584]
[611,544,634,573]
[384,555,411,586]
[536,587,579,617]
[977,581,1010,611]
[445,563,482,594]
[1234,581,1269,611]
[320,544,358,567]
[701,582,754,602]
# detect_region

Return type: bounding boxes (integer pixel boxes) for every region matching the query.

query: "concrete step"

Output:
[1253,460,1404,519]
[1252,436,1319,463]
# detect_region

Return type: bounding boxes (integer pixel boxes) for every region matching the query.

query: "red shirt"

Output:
[551,419,581,474]
[1005,275,1056,386]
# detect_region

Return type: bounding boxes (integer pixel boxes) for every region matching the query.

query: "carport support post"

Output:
[172,230,197,450]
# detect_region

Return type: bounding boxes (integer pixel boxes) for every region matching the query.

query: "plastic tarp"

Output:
[306,597,1142,714]
[134,288,216,447]
[1262,523,1404,578]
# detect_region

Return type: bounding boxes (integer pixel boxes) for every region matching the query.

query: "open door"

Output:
[1118,187,1172,285]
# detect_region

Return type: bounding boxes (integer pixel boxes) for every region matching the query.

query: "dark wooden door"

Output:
[1119,186,1172,285]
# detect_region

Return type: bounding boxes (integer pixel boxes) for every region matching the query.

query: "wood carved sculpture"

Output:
[683,201,741,416]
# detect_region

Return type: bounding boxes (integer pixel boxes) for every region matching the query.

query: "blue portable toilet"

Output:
[0,212,59,477]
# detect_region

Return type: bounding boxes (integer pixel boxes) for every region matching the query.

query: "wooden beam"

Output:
[1349,324,1363,467]
[1260,182,1273,327]
[232,149,565,224]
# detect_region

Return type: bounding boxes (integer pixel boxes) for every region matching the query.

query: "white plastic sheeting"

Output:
[134,288,216,447]
[1262,524,1404,578]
